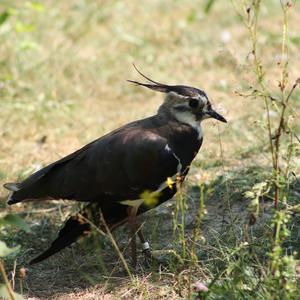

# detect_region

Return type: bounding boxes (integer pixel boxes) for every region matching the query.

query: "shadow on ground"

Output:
[2,166,300,299]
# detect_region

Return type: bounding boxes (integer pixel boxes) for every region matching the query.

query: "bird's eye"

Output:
[189,99,198,108]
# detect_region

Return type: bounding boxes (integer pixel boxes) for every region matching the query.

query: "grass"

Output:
[0,0,300,299]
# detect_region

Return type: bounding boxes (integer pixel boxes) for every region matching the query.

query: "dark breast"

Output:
[151,119,203,173]
[136,120,203,213]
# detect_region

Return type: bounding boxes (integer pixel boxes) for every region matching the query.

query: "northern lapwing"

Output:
[4,66,227,266]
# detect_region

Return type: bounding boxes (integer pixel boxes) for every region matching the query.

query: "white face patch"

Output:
[164,91,206,140]
[173,110,203,140]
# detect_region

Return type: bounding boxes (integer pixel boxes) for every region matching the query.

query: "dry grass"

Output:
[0,1,300,299]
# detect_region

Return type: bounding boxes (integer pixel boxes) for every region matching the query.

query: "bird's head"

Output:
[128,66,227,128]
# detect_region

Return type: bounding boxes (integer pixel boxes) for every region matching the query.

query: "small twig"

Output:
[77,213,106,236]
[99,212,133,281]
[11,261,16,290]
[217,122,233,227]
[0,260,15,300]
[23,205,69,214]
[294,133,300,144]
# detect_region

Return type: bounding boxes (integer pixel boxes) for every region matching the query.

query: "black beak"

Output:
[207,109,227,123]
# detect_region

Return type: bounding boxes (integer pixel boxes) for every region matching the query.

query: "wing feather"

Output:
[6,122,179,204]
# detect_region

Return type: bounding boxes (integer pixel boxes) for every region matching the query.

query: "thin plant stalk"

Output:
[0,260,15,300]
[233,0,299,292]
[99,213,133,281]
[78,212,133,281]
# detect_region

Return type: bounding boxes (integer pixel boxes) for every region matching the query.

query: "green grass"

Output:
[0,0,300,299]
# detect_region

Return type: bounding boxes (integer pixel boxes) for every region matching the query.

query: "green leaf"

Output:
[187,10,197,23]
[0,214,31,232]
[0,11,10,26]
[25,1,45,12]
[18,40,39,51]
[15,21,35,33]
[0,284,24,300]
[0,241,20,257]
[204,0,217,14]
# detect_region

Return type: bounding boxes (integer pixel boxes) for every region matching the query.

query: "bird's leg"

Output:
[127,206,152,267]
[137,229,152,267]
[127,206,138,268]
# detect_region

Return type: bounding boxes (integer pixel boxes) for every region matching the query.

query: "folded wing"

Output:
[6,121,180,205]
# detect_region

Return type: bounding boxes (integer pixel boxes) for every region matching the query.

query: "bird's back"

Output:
[6,114,202,205]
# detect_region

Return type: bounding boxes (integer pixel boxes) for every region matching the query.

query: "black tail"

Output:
[28,190,175,265]
[29,202,129,265]
[4,160,61,205]
[30,210,91,265]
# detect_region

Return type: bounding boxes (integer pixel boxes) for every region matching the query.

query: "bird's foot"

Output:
[141,241,153,268]
[142,248,152,268]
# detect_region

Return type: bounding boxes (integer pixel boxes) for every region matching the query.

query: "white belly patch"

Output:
[119,198,144,207]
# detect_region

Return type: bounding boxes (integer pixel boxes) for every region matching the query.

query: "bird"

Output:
[4,66,227,266]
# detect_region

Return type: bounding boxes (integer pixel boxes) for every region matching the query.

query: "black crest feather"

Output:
[128,64,172,93]
[128,64,208,99]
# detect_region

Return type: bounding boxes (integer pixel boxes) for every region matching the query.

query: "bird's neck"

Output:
[157,105,203,141]
[152,111,203,172]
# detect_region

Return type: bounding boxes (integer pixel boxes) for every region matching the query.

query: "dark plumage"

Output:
[4,67,226,265]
